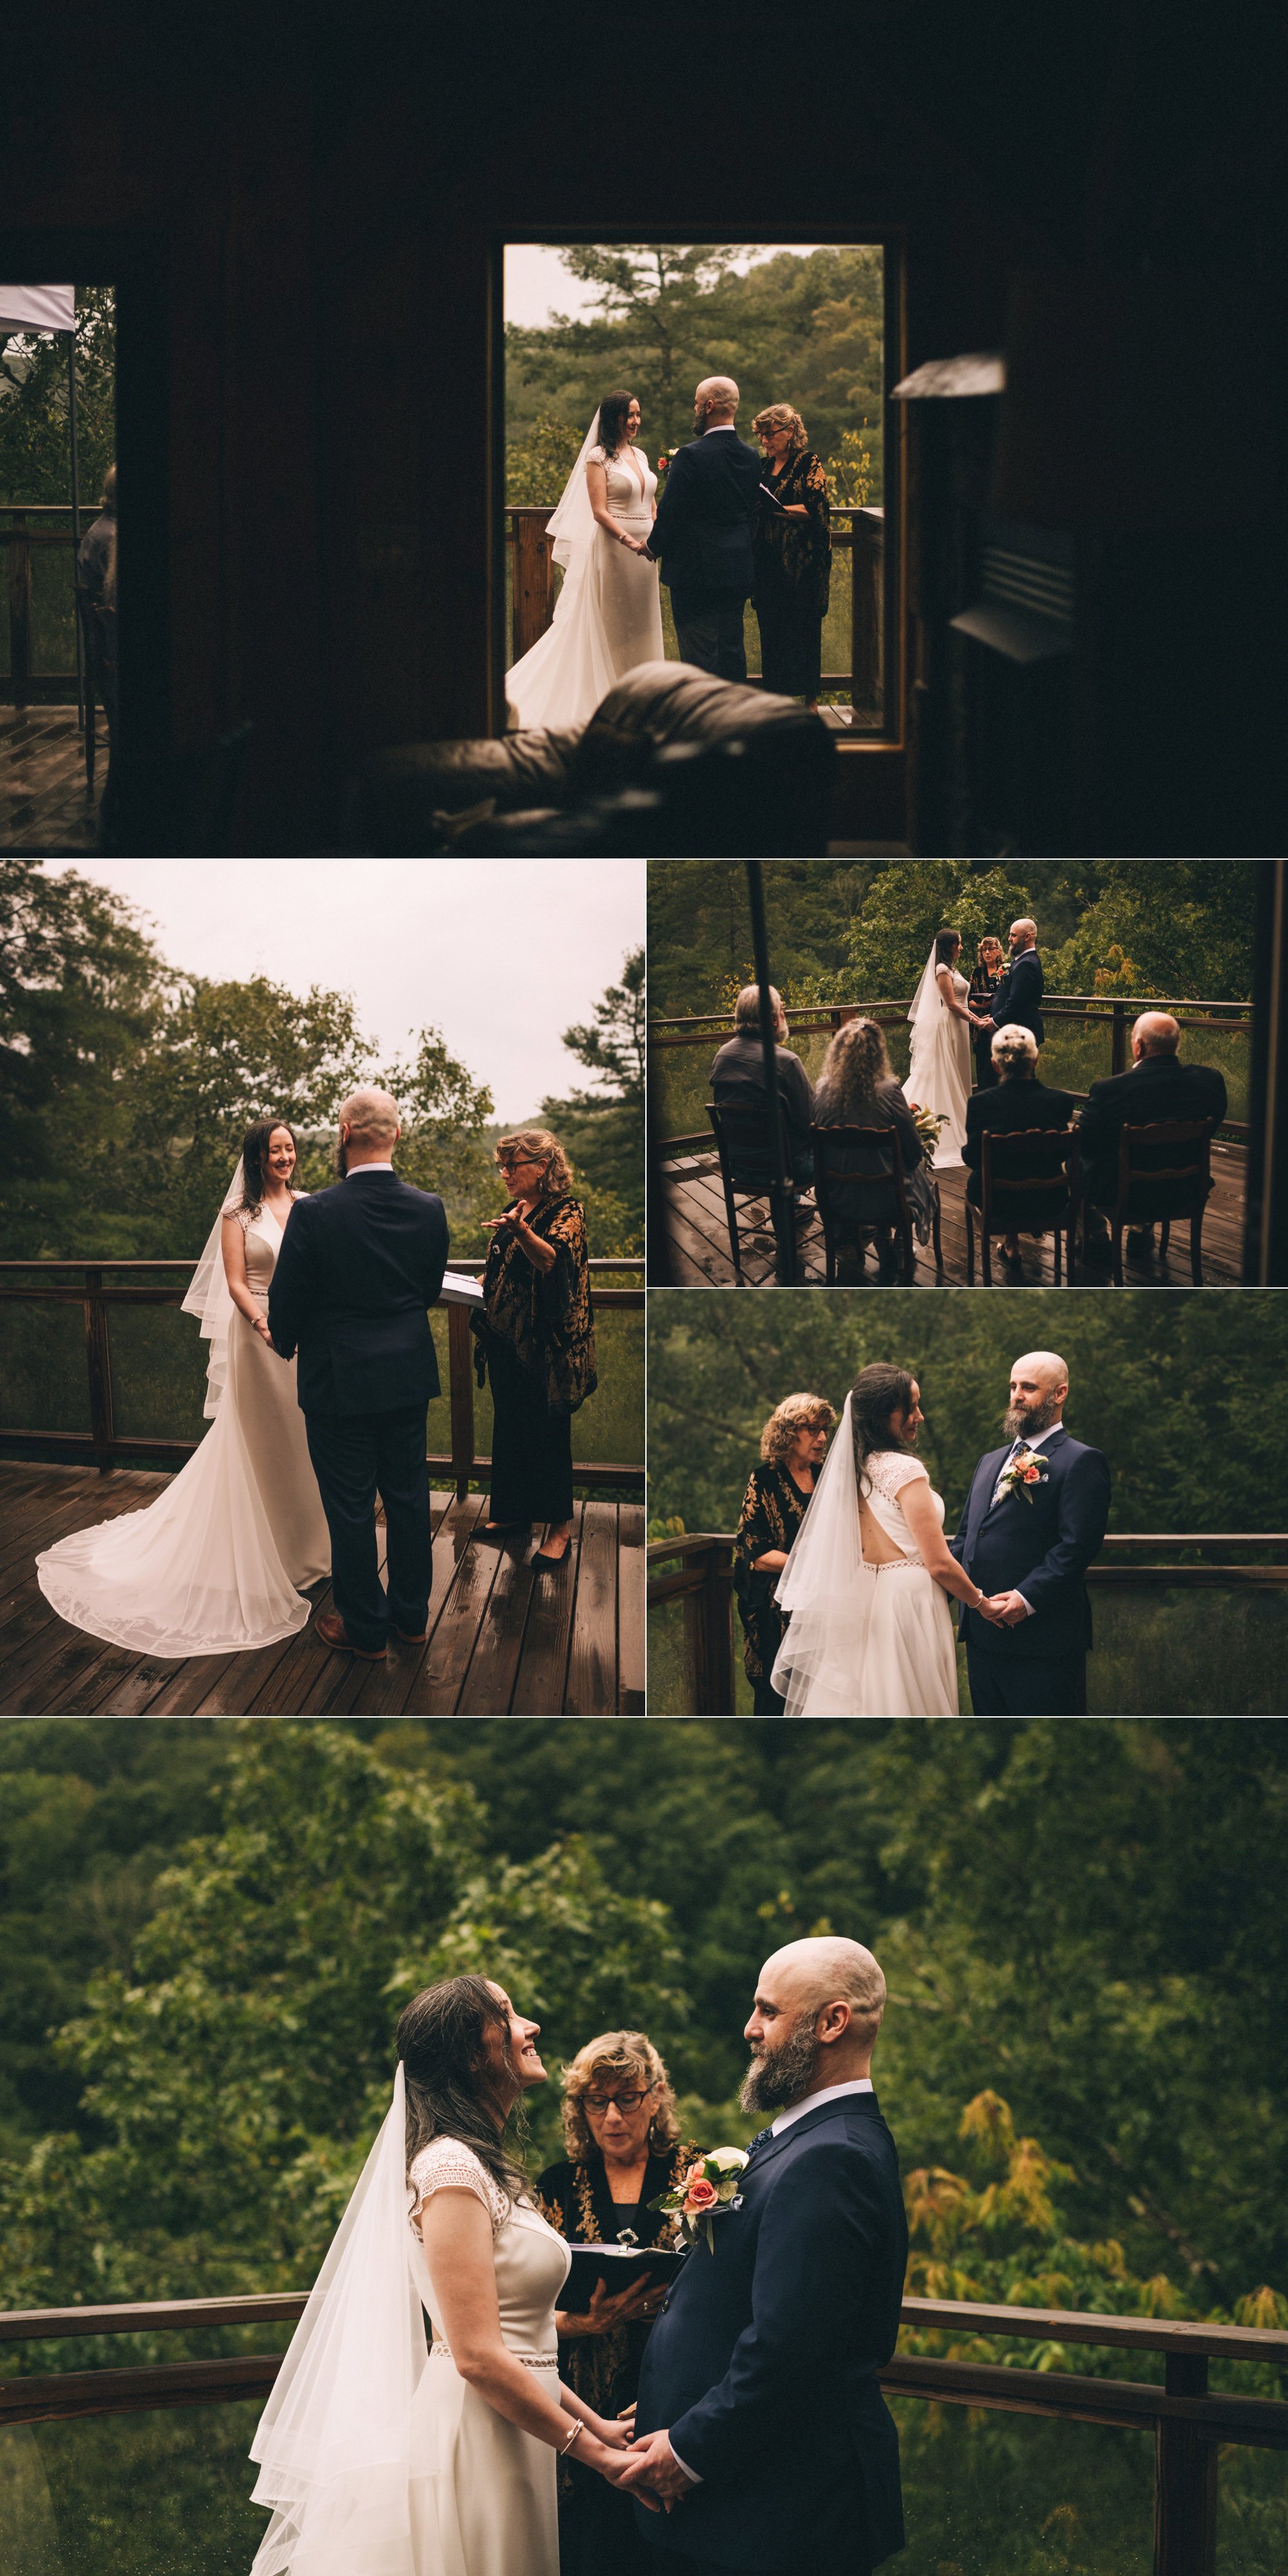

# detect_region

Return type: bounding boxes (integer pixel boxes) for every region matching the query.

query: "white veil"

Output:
[544,407,602,577]
[907,943,943,1040]
[180,1157,248,1419]
[248,2064,429,2576]
[770,1394,876,1717]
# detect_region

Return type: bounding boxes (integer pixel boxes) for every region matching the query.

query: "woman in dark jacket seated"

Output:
[963,1022,1075,1277]
[812,1016,932,1280]
[538,2031,694,2576]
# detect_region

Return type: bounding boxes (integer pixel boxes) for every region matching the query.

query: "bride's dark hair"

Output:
[934,929,961,966]
[596,389,636,461]
[850,1363,916,1480]
[238,1117,299,1216]
[397,1976,530,2205]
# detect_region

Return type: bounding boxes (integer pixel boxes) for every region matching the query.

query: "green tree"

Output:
[0,288,115,508]
[541,947,646,1253]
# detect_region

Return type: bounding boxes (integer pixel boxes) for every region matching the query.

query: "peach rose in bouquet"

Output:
[652,2146,750,2252]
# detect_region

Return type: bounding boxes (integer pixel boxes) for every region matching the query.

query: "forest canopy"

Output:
[0,1718,1284,2346]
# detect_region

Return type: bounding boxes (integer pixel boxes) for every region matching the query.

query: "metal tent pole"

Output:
[66,324,86,752]
[745,861,797,1285]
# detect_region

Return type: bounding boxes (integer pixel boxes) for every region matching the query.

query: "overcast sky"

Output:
[504,245,824,330]
[50,860,643,1123]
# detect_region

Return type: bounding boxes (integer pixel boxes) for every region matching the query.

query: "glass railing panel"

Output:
[107,1303,209,1443]
[890,2400,1154,2575]
[820,535,853,692]
[1084,1583,1288,1717]
[1035,1009,1117,1095]
[1170,1011,1251,1124]
[1217,2443,1288,2575]
[643,1586,695,1715]
[0,1298,90,1437]
[426,1298,642,1479]
[28,521,79,677]
[2,2402,267,2576]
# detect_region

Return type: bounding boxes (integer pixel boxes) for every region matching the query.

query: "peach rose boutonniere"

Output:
[650,2146,750,2253]
[997,1446,1050,1506]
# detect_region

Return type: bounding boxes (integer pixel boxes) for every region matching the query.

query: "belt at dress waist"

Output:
[430,2341,558,2367]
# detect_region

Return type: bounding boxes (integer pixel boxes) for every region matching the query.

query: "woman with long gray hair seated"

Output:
[811,1018,934,1281]
[963,1021,1075,1279]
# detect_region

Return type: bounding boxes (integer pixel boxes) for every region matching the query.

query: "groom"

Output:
[950,1349,1111,1716]
[268,1086,449,1660]
[975,918,1045,1056]
[619,1936,907,2576]
[644,375,762,681]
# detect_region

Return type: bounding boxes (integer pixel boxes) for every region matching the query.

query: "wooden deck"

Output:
[1,706,106,851]
[0,1466,643,1716]
[662,1141,1247,1287]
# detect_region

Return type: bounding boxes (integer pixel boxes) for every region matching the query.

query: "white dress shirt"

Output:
[344,1161,395,1176]
[993,1421,1063,1618]
[668,2077,876,2482]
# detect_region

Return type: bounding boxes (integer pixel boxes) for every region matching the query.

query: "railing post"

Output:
[9,511,31,710]
[853,509,883,712]
[1153,2354,1216,2576]
[1112,1001,1128,1075]
[83,1269,114,1473]
[512,509,554,659]
[446,1302,474,1501]
[694,1542,735,1715]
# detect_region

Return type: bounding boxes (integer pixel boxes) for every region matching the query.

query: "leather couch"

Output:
[351,661,837,855]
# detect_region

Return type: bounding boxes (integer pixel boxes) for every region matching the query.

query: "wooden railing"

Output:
[0,1259,643,1496]
[647,1530,1288,1716]
[506,502,884,703]
[649,994,1254,1154]
[1,2288,1283,2574]
[1,502,85,703]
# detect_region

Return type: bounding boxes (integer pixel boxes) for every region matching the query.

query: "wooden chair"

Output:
[965,1126,1079,1285]
[1090,1118,1217,1285]
[706,1101,802,1283]
[810,1122,942,1285]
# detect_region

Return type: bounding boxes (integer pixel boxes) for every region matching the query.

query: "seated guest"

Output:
[538,2032,694,2576]
[812,1016,932,1281]
[963,1023,1075,1280]
[967,936,1007,1089]
[1077,1011,1227,1262]
[709,983,816,1207]
[732,1394,834,1713]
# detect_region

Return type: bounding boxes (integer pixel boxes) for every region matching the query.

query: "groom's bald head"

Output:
[1006,1350,1068,1439]
[696,374,739,423]
[740,1937,886,2115]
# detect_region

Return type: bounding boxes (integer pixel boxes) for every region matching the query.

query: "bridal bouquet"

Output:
[650,2146,748,2253]
[907,1102,946,1153]
[997,1447,1050,1504]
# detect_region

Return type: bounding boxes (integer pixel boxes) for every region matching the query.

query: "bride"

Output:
[35,1119,330,1656]
[248,1974,641,2576]
[770,1363,998,1716]
[906,930,973,1168]
[506,391,665,730]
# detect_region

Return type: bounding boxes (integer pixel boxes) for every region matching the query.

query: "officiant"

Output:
[471,1130,596,1568]
[734,1394,835,1714]
[538,2032,694,2576]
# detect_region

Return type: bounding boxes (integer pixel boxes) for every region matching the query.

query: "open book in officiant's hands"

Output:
[558,2244,685,2315]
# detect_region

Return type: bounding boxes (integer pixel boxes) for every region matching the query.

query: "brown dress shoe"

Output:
[393,1625,428,1643]
[314,1609,386,1660]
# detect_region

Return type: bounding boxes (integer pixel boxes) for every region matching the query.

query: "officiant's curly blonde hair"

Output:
[495,1130,573,1197]
[760,1392,837,1465]
[560,2031,681,2158]
[752,402,810,456]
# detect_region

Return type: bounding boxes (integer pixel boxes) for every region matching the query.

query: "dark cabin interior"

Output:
[1,3,1280,859]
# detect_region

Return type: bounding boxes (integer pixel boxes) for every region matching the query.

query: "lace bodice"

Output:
[408,2138,511,2237]
[590,442,656,520]
[860,1450,943,1568]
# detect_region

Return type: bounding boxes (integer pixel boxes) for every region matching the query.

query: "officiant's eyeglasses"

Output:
[585,2087,653,2113]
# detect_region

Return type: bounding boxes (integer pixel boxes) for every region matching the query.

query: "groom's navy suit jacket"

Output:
[268,1173,448,1417]
[988,946,1045,1045]
[648,430,762,609]
[634,2093,907,2574]
[951,1427,1110,1662]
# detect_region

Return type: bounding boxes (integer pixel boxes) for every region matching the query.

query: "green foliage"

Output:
[0,289,115,507]
[507,245,884,486]
[562,947,645,1105]
[536,945,647,1254]
[505,408,587,507]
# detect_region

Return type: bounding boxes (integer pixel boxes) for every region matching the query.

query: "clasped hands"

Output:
[603,2414,693,2513]
[974,1589,1030,1627]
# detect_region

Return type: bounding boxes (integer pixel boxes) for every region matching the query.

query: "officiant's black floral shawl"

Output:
[733,1462,813,1683]
[751,449,831,620]
[537,2140,694,2473]
[471,1191,597,1415]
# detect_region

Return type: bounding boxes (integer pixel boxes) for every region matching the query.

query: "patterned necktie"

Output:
[992,1437,1025,1504]
[746,2125,775,2159]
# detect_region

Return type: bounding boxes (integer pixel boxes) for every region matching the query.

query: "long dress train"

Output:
[770,1407,960,1718]
[906,966,972,1169]
[506,443,665,731]
[35,1203,330,1654]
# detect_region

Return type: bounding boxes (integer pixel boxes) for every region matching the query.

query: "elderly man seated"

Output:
[963,1023,1076,1280]
[709,983,816,1221]
[1077,1011,1227,1262]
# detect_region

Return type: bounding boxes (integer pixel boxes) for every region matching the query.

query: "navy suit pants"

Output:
[967,1644,1087,1716]
[673,593,748,682]
[305,1401,431,1652]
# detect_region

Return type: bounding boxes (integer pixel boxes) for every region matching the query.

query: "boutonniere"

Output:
[998,1448,1050,1504]
[650,2148,748,2253]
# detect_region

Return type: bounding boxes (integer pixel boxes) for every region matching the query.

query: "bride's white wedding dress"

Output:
[36,1197,330,1656]
[248,2070,570,2576]
[506,412,665,731]
[906,948,972,1168]
[770,1397,960,1717]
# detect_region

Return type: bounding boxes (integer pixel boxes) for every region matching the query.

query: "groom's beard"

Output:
[739,2020,820,2115]
[1003,1391,1061,1441]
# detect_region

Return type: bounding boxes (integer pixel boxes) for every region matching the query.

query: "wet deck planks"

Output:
[1,707,106,851]
[0,1466,643,1715]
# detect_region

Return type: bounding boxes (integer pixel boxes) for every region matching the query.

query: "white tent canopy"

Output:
[0,284,76,336]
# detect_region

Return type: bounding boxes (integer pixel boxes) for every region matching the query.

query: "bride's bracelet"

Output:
[561,2419,585,2457]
